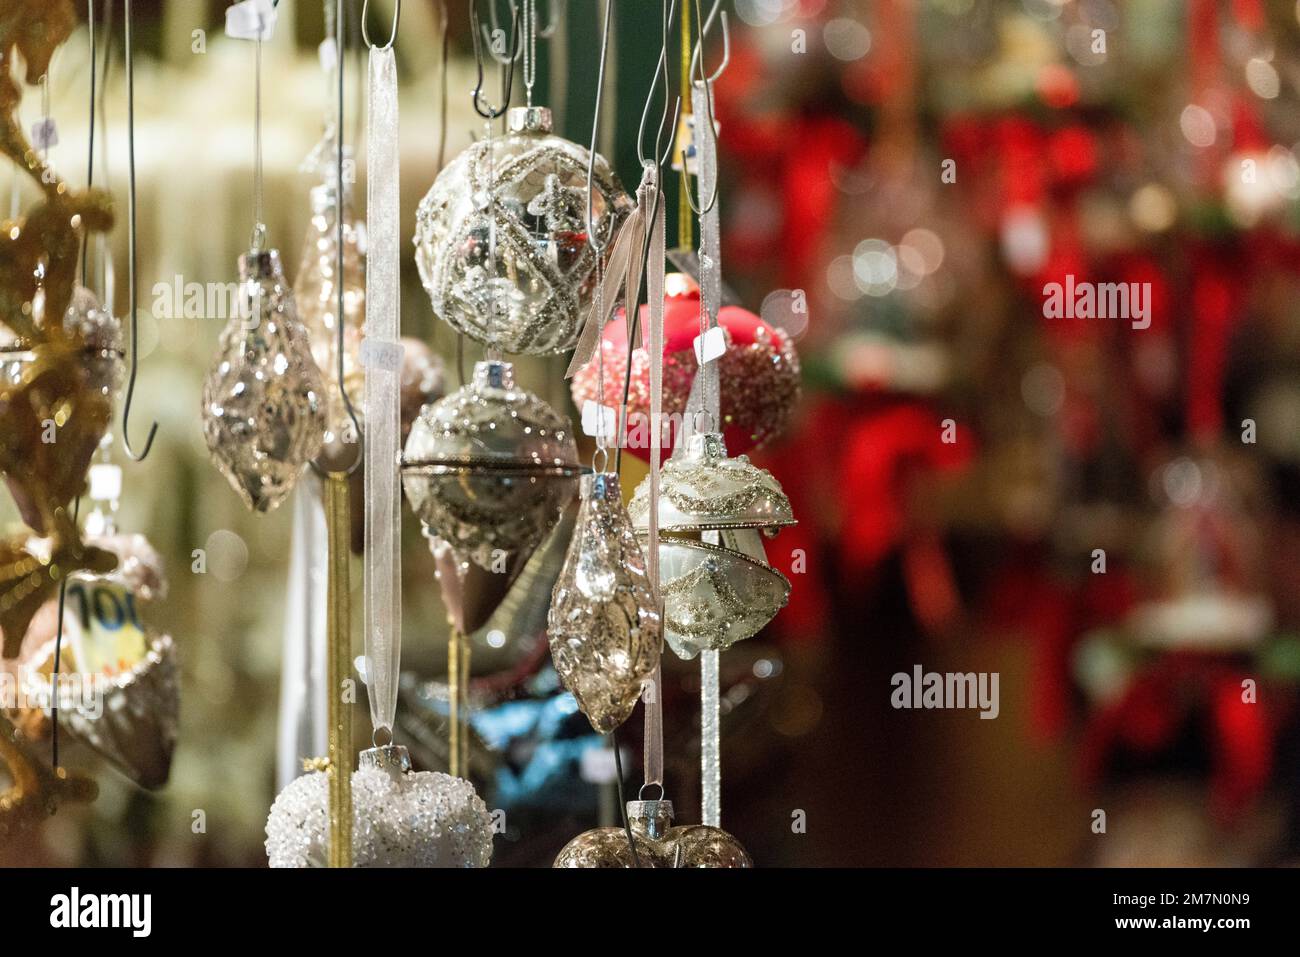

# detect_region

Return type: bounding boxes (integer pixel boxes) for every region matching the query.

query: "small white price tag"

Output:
[225,0,276,41]
[30,117,58,150]
[693,326,726,364]
[360,339,404,372]
[581,400,616,438]
[579,746,619,785]
[317,37,338,72]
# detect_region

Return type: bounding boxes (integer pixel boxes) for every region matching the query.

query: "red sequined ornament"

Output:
[570,285,800,462]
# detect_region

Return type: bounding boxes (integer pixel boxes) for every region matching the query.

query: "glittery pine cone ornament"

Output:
[630,432,793,659]
[266,744,493,868]
[401,359,580,569]
[201,249,327,512]
[571,280,800,460]
[548,472,661,733]
[415,106,633,355]
[554,799,751,868]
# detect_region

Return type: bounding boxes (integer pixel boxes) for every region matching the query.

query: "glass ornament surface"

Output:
[62,285,123,398]
[553,799,752,868]
[201,249,327,513]
[648,535,790,660]
[548,472,661,733]
[401,359,580,568]
[293,180,366,453]
[264,744,493,868]
[414,106,633,355]
[628,431,795,533]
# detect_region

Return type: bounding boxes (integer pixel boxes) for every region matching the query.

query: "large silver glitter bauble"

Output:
[414,106,633,355]
[630,431,794,658]
[265,745,493,868]
[201,249,328,513]
[548,472,661,733]
[401,359,580,569]
[554,799,752,868]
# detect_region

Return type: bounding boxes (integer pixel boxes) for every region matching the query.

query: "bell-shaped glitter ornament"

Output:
[554,799,752,868]
[202,249,327,513]
[401,359,580,569]
[629,430,795,533]
[415,106,633,355]
[630,431,793,658]
[265,744,493,868]
[294,177,366,461]
[548,472,661,733]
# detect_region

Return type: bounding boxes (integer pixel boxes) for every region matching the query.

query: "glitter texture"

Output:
[548,472,661,733]
[265,748,493,868]
[414,108,633,355]
[401,360,579,568]
[201,249,327,513]
[553,799,751,868]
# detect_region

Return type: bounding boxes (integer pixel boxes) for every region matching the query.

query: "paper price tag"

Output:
[693,327,726,364]
[225,0,277,41]
[30,117,58,150]
[64,580,148,676]
[360,339,404,372]
[581,400,616,438]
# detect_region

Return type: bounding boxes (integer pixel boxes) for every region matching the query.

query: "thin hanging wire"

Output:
[436,0,449,170]
[682,0,727,216]
[80,0,96,288]
[521,0,536,107]
[251,34,265,249]
[361,0,401,49]
[121,0,158,462]
[470,0,520,119]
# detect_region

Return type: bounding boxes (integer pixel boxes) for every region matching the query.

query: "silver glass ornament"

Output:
[401,359,580,568]
[548,472,661,733]
[414,106,633,355]
[265,744,493,868]
[553,799,752,868]
[201,249,328,513]
[630,431,794,658]
[63,285,124,398]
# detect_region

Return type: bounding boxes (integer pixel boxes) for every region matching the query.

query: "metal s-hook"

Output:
[478,0,522,65]
[682,0,727,217]
[122,0,157,462]
[470,0,521,119]
[584,0,613,254]
[688,0,729,86]
[537,0,564,39]
[638,0,681,170]
[361,0,401,50]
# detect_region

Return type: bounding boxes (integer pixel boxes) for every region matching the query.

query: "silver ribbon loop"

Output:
[363,46,402,737]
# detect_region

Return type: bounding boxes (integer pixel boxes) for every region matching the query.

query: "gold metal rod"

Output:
[325,472,354,868]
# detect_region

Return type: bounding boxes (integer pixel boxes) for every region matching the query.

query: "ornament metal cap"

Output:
[359,744,413,776]
[507,105,553,134]
[626,799,674,839]
[239,247,282,280]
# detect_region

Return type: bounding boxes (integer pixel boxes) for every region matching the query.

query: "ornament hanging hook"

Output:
[361,0,401,50]
[682,0,726,217]
[638,0,682,171]
[584,0,613,254]
[537,0,564,39]
[121,0,158,462]
[470,0,521,118]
